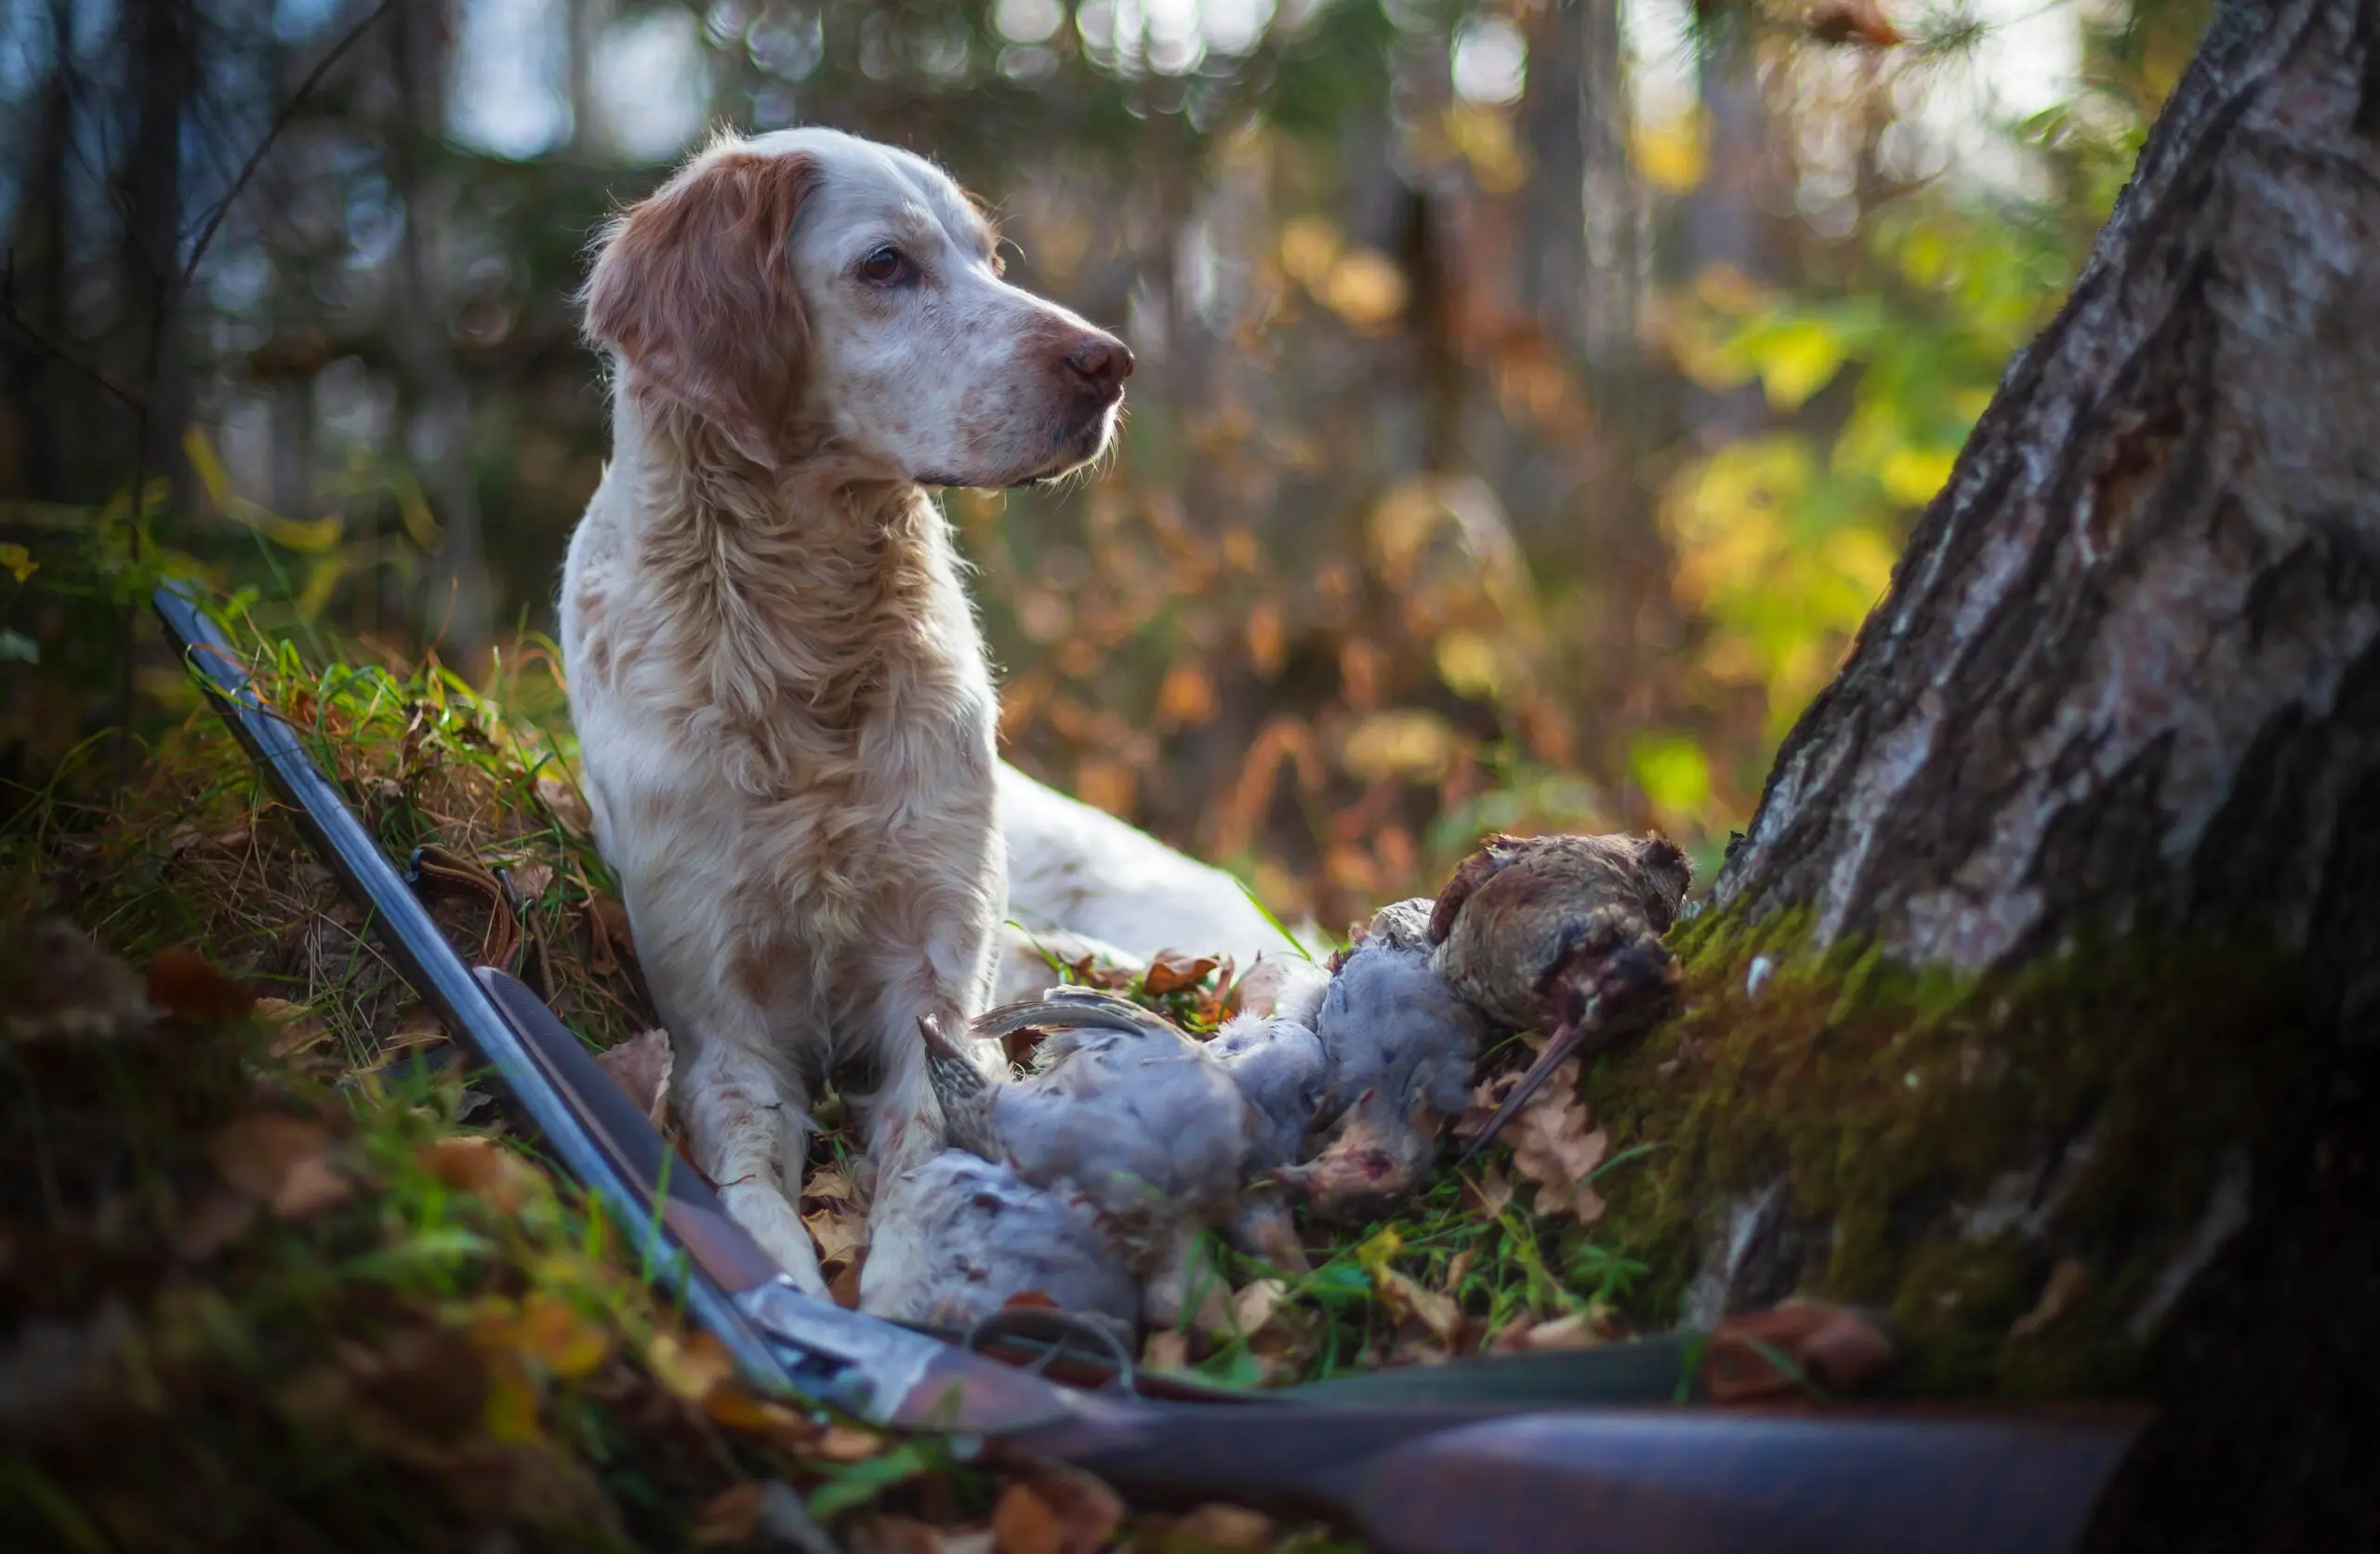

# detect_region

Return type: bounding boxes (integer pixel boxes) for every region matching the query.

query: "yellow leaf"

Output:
[294,555,344,621]
[1355,1225,1403,1274]
[648,1330,738,1402]
[182,426,232,508]
[1445,104,1527,193]
[0,543,34,583]
[395,472,444,551]
[1342,710,1458,783]
[1630,734,1712,820]
[513,1295,613,1379]
[263,510,348,552]
[483,1357,545,1443]
[1879,445,1959,507]
[1321,249,1408,332]
[418,1136,540,1213]
[1157,664,1218,726]
[1434,631,1502,701]
[1277,216,1341,286]
[1822,526,1899,601]
[1751,319,1848,412]
[1634,110,1708,194]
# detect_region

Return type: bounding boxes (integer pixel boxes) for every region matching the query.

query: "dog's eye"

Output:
[859,246,916,286]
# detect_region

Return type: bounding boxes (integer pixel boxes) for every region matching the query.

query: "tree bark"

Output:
[1646,3,2379,1547]
[1714,0,2380,1016]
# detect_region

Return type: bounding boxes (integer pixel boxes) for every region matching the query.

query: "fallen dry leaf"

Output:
[813,1422,884,1463]
[703,1378,824,1453]
[1463,1161,1514,1218]
[1223,957,1300,1019]
[1374,1268,1463,1352]
[1703,1303,1894,1402]
[1503,1060,1608,1225]
[500,858,556,902]
[596,1028,673,1127]
[648,1329,740,1404]
[210,1111,352,1218]
[803,1163,862,1207]
[146,948,254,1024]
[991,1463,1124,1554]
[1143,1330,1191,1371]
[1142,950,1222,997]
[253,997,330,1058]
[1805,0,1906,47]
[170,1187,258,1262]
[803,1201,867,1271]
[536,772,594,838]
[2011,1257,2090,1341]
[1056,952,1139,995]
[692,1481,766,1547]
[1163,1505,1277,1551]
[852,1515,974,1554]
[507,1295,614,1380]
[1491,1308,1614,1352]
[1230,1277,1289,1338]
[828,1252,867,1310]
[418,1135,540,1213]
[587,897,636,962]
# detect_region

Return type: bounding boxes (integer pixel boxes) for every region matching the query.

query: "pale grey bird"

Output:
[1205,1010,1330,1271]
[1205,1012,1329,1172]
[1277,897,1488,1224]
[858,1150,1140,1340]
[920,989,1255,1320]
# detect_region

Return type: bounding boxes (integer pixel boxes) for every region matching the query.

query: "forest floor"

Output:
[0,615,1674,1553]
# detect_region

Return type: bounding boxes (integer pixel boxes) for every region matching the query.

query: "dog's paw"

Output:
[721,1178,829,1295]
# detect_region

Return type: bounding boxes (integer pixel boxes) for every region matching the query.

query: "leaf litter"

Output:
[0,621,1680,1549]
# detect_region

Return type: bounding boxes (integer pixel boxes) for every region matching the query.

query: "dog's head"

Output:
[584,127,1130,486]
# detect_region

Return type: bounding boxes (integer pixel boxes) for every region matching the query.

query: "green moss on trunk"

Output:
[1583,909,2316,1397]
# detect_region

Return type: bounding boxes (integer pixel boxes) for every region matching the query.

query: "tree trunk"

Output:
[1595,3,2379,1548]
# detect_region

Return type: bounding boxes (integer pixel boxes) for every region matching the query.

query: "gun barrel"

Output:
[1016,1401,2139,1554]
[151,582,799,1395]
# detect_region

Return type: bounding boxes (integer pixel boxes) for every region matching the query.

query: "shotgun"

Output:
[155,580,2144,1554]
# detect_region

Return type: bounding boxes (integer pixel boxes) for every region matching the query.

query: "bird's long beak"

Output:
[1454,997,1600,1165]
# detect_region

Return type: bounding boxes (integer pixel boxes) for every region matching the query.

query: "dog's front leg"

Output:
[842,913,1001,1186]
[676,1033,827,1295]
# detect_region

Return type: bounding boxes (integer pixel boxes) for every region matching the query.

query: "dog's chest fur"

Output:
[562,419,1002,1026]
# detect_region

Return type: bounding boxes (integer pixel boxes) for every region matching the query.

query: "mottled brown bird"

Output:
[1431,832,1692,1162]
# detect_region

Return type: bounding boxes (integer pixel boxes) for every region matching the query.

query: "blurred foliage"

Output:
[1,0,2206,930]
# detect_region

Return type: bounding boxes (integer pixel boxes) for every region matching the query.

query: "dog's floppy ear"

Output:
[584,148,816,468]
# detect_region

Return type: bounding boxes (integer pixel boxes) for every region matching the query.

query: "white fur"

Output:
[564,128,1130,1292]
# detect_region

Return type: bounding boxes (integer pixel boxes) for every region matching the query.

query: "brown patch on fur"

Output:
[584,151,818,467]
[732,944,777,1010]
[573,581,613,684]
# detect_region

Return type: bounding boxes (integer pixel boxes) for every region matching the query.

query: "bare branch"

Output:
[0,308,146,411]
[172,0,400,302]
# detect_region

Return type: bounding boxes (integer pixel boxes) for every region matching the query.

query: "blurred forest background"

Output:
[0,0,2207,932]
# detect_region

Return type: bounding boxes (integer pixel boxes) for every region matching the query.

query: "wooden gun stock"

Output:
[900,1345,2141,1554]
[1015,1398,2138,1554]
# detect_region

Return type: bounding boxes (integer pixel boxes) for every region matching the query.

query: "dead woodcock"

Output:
[1276,897,1490,1224]
[919,988,1254,1322]
[1433,831,1693,1161]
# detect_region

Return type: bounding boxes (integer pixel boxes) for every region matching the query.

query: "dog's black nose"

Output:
[1063,336,1133,399]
